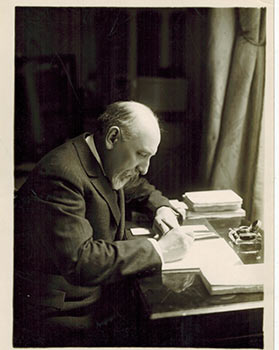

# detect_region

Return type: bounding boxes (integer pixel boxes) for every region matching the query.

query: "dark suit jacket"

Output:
[14,133,170,317]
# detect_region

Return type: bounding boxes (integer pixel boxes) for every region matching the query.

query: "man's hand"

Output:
[152,206,181,237]
[162,272,195,293]
[157,226,194,263]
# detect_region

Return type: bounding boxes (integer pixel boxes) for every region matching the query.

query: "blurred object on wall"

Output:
[134,77,188,113]
[15,54,80,165]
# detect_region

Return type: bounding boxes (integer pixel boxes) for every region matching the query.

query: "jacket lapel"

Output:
[115,188,125,240]
[72,133,121,226]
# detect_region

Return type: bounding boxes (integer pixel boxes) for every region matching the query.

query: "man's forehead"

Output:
[134,124,161,155]
[132,110,159,133]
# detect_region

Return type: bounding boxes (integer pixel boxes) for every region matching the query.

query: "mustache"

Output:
[122,169,139,178]
[125,171,140,183]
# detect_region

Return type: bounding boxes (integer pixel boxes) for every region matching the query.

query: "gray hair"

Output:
[96,101,158,140]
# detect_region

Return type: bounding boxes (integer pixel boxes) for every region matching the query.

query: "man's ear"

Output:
[105,126,120,150]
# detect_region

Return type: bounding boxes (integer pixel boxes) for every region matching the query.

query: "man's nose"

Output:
[137,158,150,175]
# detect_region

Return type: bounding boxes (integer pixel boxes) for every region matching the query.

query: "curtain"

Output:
[201,8,266,222]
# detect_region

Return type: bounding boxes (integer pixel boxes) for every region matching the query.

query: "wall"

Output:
[16,7,97,86]
[15,7,208,197]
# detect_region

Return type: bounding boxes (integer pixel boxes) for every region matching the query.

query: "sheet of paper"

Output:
[193,232,219,240]
[130,225,217,239]
[130,227,151,236]
[182,224,219,240]
[163,238,242,271]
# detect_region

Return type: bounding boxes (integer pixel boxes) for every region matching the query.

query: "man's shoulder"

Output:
[33,133,92,177]
[40,133,88,162]
[17,134,95,196]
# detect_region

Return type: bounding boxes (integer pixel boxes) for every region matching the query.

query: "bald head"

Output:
[94,101,161,190]
[96,101,160,141]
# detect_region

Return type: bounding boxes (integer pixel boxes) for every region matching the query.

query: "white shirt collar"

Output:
[85,134,106,176]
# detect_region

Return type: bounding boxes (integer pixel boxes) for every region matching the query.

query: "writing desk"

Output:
[130,217,264,348]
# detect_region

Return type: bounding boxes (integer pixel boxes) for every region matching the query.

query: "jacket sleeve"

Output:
[124,175,171,219]
[16,170,162,288]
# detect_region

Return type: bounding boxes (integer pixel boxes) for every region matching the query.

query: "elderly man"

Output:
[14,101,193,346]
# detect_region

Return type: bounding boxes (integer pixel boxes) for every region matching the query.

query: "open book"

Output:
[163,237,243,271]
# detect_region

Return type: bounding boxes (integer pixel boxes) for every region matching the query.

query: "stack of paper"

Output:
[182,189,245,219]
[186,208,246,220]
[199,263,264,295]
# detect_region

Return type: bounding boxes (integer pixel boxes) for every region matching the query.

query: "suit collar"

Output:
[72,133,121,225]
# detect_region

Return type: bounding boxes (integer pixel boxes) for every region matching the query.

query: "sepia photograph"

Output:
[0,2,276,349]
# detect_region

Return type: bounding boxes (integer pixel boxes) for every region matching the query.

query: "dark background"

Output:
[14,7,209,198]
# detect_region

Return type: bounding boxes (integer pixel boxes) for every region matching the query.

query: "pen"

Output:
[161,218,178,236]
